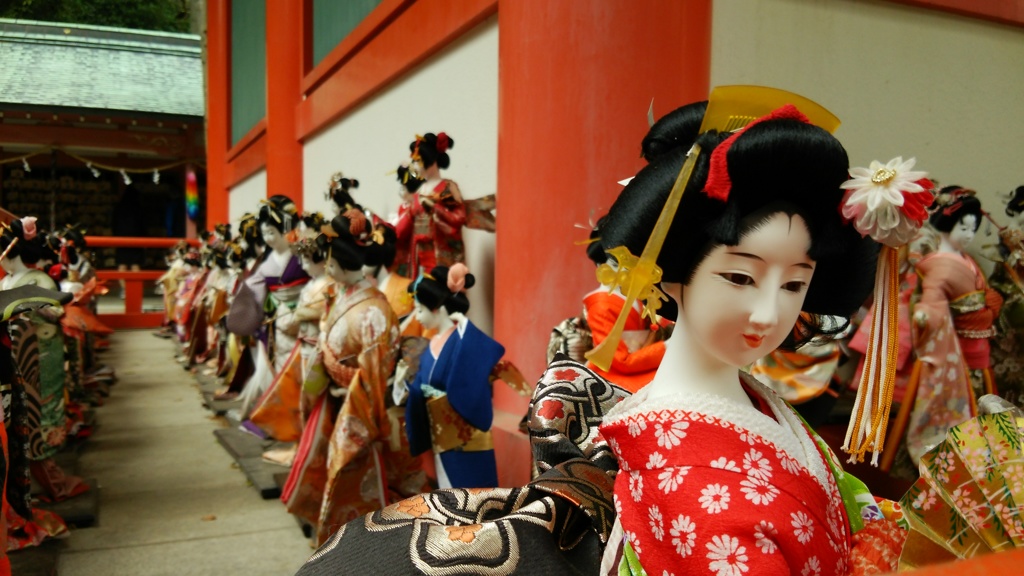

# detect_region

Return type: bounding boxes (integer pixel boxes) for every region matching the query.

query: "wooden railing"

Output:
[86,236,200,330]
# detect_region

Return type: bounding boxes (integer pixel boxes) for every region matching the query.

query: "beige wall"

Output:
[228,168,267,224]
[302,16,498,334]
[711,0,1024,266]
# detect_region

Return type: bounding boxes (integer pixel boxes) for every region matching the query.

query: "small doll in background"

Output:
[404,264,505,489]
[283,212,427,546]
[987,185,1024,406]
[899,189,1001,466]
[394,133,467,277]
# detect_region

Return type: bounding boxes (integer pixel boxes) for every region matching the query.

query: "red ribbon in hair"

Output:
[703,104,812,202]
[940,187,974,217]
[436,132,450,154]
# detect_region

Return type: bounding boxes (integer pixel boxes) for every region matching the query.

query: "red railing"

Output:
[86,236,200,330]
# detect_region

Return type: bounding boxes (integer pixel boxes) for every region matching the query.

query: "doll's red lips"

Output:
[743,334,764,347]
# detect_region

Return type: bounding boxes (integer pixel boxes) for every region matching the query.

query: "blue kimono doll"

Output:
[404,265,504,488]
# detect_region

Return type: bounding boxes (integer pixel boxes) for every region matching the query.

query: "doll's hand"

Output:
[420,196,435,210]
[913,310,928,329]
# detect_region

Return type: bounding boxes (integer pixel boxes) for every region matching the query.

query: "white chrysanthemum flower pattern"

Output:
[629,470,644,502]
[710,457,742,472]
[699,483,730,514]
[649,505,665,541]
[670,514,697,558]
[654,421,689,449]
[647,451,667,469]
[753,521,778,554]
[628,418,648,438]
[801,556,821,576]
[791,511,815,544]
[706,534,749,576]
[740,474,779,506]
[658,466,691,494]
[742,449,772,481]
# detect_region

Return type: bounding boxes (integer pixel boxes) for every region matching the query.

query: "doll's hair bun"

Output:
[447,262,474,293]
[1006,185,1024,217]
[410,132,454,170]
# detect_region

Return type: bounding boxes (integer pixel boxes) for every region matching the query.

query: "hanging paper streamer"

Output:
[185,165,199,221]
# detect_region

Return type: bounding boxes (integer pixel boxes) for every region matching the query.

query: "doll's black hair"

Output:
[258,195,299,233]
[396,164,425,194]
[410,133,454,170]
[238,213,263,260]
[296,213,328,264]
[930,188,983,233]
[409,265,474,314]
[363,221,398,270]
[317,214,369,272]
[0,219,45,264]
[214,223,233,242]
[641,101,708,162]
[598,106,877,350]
[328,176,361,211]
[1006,186,1024,217]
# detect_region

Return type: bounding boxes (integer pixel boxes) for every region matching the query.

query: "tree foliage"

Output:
[0,0,192,33]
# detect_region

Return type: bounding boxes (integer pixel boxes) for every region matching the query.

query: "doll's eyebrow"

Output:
[725,251,813,270]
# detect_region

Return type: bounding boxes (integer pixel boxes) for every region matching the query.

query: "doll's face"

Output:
[413,301,440,329]
[301,255,325,277]
[260,223,288,252]
[948,214,978,251]
[325,256,362,286]
[676,212,815,368]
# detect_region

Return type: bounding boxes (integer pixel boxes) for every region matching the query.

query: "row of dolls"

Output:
[0,216,116,559]
[163,139,514,548]
[290,93,1024,575]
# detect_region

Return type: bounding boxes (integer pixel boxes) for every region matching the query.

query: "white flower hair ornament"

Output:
[841,157,935,467]
[840,157,932,247]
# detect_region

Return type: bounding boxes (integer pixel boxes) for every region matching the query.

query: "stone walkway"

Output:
[56,330,311,576]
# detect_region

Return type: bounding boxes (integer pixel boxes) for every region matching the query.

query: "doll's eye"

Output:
[719,273,754,286]
[782,280,808,293]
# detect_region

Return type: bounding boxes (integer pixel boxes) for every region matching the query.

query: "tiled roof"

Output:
[0,19,203,117]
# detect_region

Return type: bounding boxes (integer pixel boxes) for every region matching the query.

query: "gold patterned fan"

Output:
[898,400,1024,570]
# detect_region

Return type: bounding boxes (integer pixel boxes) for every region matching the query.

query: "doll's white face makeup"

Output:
[949,214,978,251]
[413,301,439,329]
[260,223,288,252]
[680,212,815,368]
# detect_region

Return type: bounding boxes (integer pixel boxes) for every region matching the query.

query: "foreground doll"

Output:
[295,91,906,575]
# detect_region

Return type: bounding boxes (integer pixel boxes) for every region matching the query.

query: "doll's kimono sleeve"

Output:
[405,355,433,457]
[447,322,504,432]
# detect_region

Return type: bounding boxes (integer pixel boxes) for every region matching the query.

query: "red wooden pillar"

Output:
[205,0,230,225]
[493,1,711,485]
[265,0,304,211]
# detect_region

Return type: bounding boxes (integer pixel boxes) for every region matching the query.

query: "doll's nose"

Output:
[748,290,778,331]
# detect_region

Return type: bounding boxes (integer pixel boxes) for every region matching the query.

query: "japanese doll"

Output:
[282,212,427,546]
[251,213,335,453]
[404,264,504,489]
[393,132,467,277]
[233,196,310,419]
[896,190,1001,465]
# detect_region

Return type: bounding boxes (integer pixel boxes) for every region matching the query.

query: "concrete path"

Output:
[57,330,312,576]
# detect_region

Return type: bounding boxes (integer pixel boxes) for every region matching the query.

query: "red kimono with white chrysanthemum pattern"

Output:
[601,374,852,576]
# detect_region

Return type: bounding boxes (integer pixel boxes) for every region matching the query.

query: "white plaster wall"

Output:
[228,168,267,224]
[711,0,1024,270]
[303,16,498,334]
